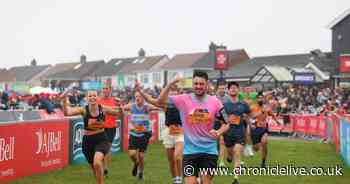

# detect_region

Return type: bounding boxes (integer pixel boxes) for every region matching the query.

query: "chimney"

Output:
[80,54,87,64]
[138,48,146,57]
[30,59,37,66]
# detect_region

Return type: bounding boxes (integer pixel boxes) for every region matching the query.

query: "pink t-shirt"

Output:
[170,94,223,155]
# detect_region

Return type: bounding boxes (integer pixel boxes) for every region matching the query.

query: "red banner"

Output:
[339,54,350,73]
[0,119,69,183]
[122,112,159,151]
[289,115,327,137]
[214,50,229,70]
[267,116,283,132]
[293,115,308,133]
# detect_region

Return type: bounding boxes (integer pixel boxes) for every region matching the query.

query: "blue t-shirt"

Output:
[222,98,250,135]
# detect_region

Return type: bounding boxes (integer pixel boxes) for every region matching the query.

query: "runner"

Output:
[222,82,251,184]
[159,71,229,184]
[62,90,122,184]
[239,87,257,157]
[215,80,229,168]
[250,92,281,168]
[136,84,184,184]
[97,84,120,177]
[122,91,159,182]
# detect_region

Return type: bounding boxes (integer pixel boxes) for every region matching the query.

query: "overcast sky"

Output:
[0,0,349,68]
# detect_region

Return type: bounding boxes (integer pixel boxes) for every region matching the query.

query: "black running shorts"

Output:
[82,132,110,164]
[183,153,218,177]
[128,132,152,152]
[105,127,117,143]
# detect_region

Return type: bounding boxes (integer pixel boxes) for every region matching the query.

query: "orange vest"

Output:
[97,97,118,128]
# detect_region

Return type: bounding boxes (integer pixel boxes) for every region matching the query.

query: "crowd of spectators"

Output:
[1,84,350,116]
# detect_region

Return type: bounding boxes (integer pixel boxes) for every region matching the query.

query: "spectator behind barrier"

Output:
[38,95,55,114]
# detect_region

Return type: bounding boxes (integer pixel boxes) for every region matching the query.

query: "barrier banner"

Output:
[69,118,86,164]
[281,117,293,133]
[308,116,319,135]
[0,123,22,183]
[0,111,16,122]
[0,119,69,183]
[340,119,350,167]
[318,116,327,137]
[331,114,341,153]
[122,112,159,151]
[13,111,41,121]
[293,115,308,133]
[39,110,64,120]
[267,116,282,132]
[69,118,122,165]
[158,112,166,141]
[149,112,159,144]
[111,124,122,154]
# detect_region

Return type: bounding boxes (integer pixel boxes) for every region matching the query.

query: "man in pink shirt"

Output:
[159,71,229,184]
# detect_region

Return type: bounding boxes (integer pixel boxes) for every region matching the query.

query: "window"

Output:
[153,72,161,83]
[141,74,149,84]
[127,76,135,83]
[184,70,193,78]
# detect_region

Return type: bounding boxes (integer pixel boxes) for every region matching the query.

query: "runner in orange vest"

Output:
[97,85,120,177]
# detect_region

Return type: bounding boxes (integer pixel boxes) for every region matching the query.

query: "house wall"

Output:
[136,71,164,89]
[332,15,350,61]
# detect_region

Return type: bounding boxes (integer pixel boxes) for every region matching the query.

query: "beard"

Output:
[195,89,205,97]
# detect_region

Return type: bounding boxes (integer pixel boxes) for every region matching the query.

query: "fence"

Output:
[0,111,349,183]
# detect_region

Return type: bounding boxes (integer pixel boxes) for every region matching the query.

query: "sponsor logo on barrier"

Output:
[340,120,350,167]
[35,129,62,158]
[111,126,121,153]
[1,168,14,177]
[72,119,86,163]
[0,136,15,162]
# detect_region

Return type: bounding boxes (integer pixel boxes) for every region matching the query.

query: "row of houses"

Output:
[0,47,338,92]
[0,8,349,92]
[0,46,250,92]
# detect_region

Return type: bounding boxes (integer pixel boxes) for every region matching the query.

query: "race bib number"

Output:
[256,114,267,128]
[133,124,146,132]
[229,115,241,125]
[169,125,183,135]
[88,119,104,130]
[188,109,210,124]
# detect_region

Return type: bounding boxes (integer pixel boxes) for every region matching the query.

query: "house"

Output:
[328,8,350,61]
[91,49,170,89]
[6,62,51,93]
[40,62,81,87]
[211,51,336,87]
[118,52,170,89]
[92,57,133,89]
[327,9,350,87]
[46,55,105,90]
[0,69,15,91]
[163,44,250,87]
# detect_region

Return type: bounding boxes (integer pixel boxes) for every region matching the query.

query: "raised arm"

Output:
[135,76,182,108]
[62,97,84,116]
[137,89,164,108]
[158,75,183,105]
[102,105,122,116]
